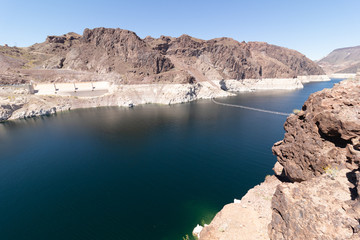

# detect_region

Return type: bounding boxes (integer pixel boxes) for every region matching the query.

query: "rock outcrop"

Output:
[272,80,360,182]
[0,92,26,121]
[63,28,174,76]
[197,79,360,240]
[269,79,360,240]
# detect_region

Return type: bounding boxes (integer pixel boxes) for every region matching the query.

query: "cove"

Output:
[0,79,343,240]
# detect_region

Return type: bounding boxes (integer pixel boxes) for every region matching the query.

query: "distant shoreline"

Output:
[329,73,356,79]
[0,75,330,122]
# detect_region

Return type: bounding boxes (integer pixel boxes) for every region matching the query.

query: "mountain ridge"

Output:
[318,45,360,74]
[0,27,324,85]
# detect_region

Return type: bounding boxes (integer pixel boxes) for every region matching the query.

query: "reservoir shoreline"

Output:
[0,75,329,122]
[0,78,346,240]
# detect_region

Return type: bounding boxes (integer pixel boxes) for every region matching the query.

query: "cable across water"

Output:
[211,98,291,116]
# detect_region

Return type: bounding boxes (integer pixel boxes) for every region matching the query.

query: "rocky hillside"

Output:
[198,79,360,239]
[0,27,324,85]
[318,45,360,74]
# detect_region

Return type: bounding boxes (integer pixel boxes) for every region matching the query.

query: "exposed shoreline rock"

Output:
[272,80,360,182]
[330,73,357,79]
[296,74,330,83]
[195,79,360,240]
[1,75,326,122]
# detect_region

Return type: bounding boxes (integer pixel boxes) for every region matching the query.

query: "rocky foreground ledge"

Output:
[195,79,360,240]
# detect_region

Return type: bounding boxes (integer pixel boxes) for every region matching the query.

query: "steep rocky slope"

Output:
[0,27,324,85]
[318,45,360,74]
[248,42,325,78]
[198,79,360,240]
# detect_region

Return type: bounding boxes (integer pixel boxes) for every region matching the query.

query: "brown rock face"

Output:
[248,42,325,78]
[269,79,360,240]
[1,27,324,85]
[147,35,324,80]
[273,80,360,182]
[78,28,174,75]
[165,36,262,80]
[269,169,360,240]
[58,30,325,80]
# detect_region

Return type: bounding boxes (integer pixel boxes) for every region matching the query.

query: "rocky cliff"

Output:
[318,45,360,74]
[273,80,360,182]
[1,27,324,85]
[269,79,360,240]
[197,79,360,240]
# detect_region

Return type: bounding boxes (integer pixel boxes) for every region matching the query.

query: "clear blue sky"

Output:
[1,0,359,60]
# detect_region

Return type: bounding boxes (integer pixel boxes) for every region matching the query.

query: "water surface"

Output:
[0,79,343,240]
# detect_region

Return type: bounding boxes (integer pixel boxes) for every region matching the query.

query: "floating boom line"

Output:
[211,98,291,116]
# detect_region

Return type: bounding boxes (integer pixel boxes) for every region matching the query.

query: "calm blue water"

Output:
[0,79,343,240]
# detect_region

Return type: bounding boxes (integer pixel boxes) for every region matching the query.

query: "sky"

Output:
[0,0,359,60]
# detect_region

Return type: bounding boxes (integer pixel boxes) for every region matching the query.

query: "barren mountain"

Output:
[0,27,324,85]
[318,45,360,74]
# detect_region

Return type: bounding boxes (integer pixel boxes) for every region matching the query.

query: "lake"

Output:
[0,79,343,240]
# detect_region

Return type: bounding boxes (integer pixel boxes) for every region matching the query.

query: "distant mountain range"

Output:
[318,45,360,74]
[0,27,324,85]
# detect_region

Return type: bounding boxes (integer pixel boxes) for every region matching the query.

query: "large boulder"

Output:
[272,80,360,182]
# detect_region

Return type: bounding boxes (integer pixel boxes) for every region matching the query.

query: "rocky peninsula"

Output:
[0,27,328,122]
[195,79,360,239]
